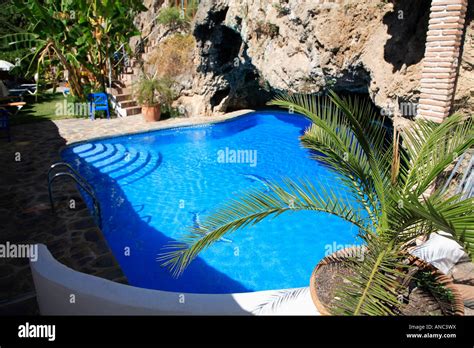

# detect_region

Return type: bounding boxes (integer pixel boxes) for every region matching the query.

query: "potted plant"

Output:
[309,246,465,316]
[134,73,174,122]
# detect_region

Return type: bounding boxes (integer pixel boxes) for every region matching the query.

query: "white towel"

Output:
[409,232,466,274]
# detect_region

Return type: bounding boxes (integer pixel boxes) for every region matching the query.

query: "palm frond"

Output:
[252,287,309,314]
[158,178,369,277]
[269,94,389,227]
[301,125,382,227]
[0,33,44,50]
[401,114,474,196]
[393,192,474,253]
[332,237,408,315]
[328,92,390,230]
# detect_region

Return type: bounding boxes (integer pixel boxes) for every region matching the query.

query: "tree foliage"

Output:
[0,0,146,98]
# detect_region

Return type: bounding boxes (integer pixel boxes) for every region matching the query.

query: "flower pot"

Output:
[142,105,161,122]
[309,247,465,316]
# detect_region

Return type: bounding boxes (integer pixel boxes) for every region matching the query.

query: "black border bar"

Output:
[0,315,473,346]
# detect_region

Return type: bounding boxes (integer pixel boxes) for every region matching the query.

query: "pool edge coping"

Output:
[57,109,258,153]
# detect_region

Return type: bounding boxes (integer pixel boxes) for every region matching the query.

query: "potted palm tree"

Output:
[134,73,174,122]
[159,92,473,315]
[309,245,465,315]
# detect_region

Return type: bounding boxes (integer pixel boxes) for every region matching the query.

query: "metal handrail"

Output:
[440,153,466,194]
[47,163,102,228]
[457,155,474,199]
[113,13,160,69]
[48,162,94,192]
[441,153,474,199]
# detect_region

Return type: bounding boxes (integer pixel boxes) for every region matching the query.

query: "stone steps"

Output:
[108,56,143,117]
[109,86,140,117]
[107,87,132,95]
[122,105,142,116]
[118,100,137,108]
[115,93,133,102]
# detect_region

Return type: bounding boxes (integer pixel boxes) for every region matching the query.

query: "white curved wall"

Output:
[30,244,319,315]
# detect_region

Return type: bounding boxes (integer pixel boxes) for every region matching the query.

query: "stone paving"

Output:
[0,109,473,315]
[0,110,252,314]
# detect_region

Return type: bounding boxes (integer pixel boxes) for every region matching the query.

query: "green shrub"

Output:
[134,74,175,107]
[273,3,290,17]
[157,6,188,29]
[185,0,199,19]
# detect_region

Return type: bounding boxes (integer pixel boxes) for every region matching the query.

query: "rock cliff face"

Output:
[455,7,474,115]
[138,0,473,118]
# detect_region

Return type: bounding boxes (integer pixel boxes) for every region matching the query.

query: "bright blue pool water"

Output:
[62,111,360,293]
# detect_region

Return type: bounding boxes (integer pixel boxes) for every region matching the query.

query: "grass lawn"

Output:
[10,93,89,125]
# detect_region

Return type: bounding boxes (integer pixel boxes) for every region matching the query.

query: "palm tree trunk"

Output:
[391,126,400,185]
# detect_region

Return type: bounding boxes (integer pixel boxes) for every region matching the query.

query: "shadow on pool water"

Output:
[63,148,251,294]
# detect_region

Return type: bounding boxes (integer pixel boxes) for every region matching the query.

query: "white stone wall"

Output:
[30,244,318,315]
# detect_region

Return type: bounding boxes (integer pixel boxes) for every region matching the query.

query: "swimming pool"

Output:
[62,111,359,294]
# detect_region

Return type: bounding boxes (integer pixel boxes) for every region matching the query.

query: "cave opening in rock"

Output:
[194,10,242,72]
[194,9,274,112]
[215,27,242,67]
[210,87,231,108]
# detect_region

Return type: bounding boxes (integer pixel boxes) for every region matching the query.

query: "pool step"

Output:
[75,143,161,184]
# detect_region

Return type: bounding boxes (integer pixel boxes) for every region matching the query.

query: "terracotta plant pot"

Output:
[142,104,161,122]
[309,247,465,316]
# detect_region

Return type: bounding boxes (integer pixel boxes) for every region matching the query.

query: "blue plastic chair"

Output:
[0,109,11,142]
[87,93,110,120]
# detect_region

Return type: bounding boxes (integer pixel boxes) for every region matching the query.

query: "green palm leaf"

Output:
[269,93,389,227]
[400,114,473,196]
[158,178,368,277]
[0,33,44,50]
[332,238,408,315]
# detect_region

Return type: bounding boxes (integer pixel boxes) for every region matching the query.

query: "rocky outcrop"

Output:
[176,0,430,116]
[138,0,473,118]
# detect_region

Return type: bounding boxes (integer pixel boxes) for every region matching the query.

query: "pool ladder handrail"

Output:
[456,154,474,199]
[441,153,474,199]
[47,162,102,228]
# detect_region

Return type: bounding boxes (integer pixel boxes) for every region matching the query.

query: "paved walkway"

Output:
[54,110,254,145]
